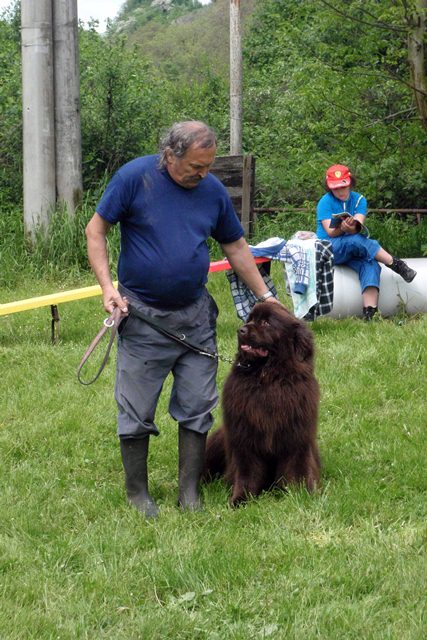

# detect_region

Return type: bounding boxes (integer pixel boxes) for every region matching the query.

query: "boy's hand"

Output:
[341,217,360,234]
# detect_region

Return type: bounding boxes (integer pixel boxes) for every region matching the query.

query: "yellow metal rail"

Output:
[0,281,118,317]
[0,258,270,344]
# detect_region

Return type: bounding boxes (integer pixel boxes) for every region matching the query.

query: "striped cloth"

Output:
[302,240,334,320]
[226,266,278,322]
[226,237,334,322]
[283,238,334,320]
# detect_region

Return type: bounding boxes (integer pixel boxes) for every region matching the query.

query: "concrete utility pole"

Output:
[21,0,56,238]
[53,0,83,212]
[21,0,82,239]
[230,0,242,155]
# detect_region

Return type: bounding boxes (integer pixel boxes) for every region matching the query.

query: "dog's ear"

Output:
[293,323,314,362]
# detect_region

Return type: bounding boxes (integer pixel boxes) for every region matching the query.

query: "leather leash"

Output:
[77,306,124,386]
[77,303,234,386]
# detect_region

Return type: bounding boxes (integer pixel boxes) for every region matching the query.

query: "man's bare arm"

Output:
[85,213,128,314]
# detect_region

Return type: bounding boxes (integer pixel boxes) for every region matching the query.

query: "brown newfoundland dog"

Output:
[204,302,320,506]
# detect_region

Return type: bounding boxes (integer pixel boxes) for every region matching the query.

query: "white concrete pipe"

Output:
[326,258,427,318]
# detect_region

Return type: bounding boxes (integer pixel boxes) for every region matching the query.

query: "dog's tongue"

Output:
[240,344,268,357]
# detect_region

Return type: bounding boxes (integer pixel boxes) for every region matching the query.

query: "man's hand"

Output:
[102,284,129,315]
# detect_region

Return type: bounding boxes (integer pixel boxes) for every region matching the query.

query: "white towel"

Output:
[284,238,317,318]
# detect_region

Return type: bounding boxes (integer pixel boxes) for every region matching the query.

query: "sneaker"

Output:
[363,306,378,322]
[388,258,417,283]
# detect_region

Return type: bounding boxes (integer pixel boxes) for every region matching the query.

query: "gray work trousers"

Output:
[115,286,219,439]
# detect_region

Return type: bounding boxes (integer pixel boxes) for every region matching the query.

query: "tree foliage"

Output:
[0,1,230,200]
[122,0,255,82]
[244,0,427,208]
[79,28,168,186]
[0,0,426,283]
[112,0,204,36]
[0,0,425,214]
[0,0,21,207]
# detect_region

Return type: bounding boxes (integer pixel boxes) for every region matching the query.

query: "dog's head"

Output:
[236,303,314,370]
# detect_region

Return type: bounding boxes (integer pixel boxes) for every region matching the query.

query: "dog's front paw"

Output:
[230,485,250,507]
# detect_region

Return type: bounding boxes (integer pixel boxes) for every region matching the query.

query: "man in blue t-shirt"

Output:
[316,164,416,321]
[86,120,279,517]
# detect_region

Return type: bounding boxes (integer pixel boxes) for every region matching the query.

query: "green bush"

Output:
[0,197,120,289]
[367,214,427,258]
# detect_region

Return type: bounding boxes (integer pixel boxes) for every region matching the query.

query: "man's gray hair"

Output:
[158,121,217,168]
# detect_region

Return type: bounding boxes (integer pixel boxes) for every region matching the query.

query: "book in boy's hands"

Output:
[329,212,370,238]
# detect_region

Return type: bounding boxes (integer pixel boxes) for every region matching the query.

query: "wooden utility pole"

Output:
[21,0,82,240]
[21,0,56,238]
[53,0,83,212]
[230,0,242,155]
[407,0,427,133]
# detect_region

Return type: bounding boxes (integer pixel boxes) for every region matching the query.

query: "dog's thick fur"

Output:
[204,303,320,505]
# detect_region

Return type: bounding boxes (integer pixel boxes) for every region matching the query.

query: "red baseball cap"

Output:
[326,164,351,189]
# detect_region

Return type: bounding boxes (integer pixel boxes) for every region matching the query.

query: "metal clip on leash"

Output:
[77,304,238,386]
[77,306,124,386]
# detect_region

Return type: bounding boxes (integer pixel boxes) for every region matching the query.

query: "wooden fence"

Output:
[211,155,256,235]
[254,207,427,224]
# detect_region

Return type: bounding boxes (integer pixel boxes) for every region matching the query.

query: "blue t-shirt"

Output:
[316,191,367,240]
[96,155,244,307]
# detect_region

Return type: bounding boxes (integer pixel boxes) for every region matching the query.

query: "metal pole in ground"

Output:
[230,0,242,155]
[53,0,83,215]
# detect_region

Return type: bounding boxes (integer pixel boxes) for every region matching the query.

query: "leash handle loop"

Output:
[77,307,124,386]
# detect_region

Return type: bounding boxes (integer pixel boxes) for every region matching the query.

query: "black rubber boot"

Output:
[178,427,207,511]
[363,306,378,322]
[387,257,417,283]
[120,437,159,518]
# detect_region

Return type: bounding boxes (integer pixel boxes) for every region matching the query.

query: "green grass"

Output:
[1,266,426,639]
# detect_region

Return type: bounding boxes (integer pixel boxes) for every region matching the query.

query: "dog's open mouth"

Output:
[239,344,269,358]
